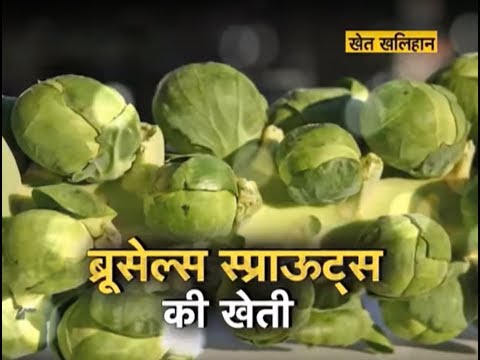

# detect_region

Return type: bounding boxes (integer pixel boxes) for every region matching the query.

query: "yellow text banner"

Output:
[345,30,438,53]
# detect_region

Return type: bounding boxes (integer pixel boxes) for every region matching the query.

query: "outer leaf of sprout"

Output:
[268,78,369,137]
[31,183,117,220]
[31,183,121,248]
[363,325,394,354]
[93,123,165,243]
[234,178,263,227]
[226,125,291,206]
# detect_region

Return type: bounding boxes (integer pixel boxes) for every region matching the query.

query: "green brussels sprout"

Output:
[3,184,120,306]
[2,285,53,360]
[2,138,22,219]
[292,281,393,353]
[152,62,268,159]
[269,77,369,136]
[3,209,94,306]
[380,261,478,344]
[275,123,369,205]
[357,213,451,299]
[52,285,205,360]
[11,75,143,183]
[360,80,470,178]
[216,277,314,346]
[143,154,262,247]
[429,53,478,144]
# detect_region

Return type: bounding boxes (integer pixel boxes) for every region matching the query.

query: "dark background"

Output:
[2,0,478,122]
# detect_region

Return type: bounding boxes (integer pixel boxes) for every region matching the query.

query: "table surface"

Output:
[22,298,478,360]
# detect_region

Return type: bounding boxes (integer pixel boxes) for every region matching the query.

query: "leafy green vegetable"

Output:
[360,80,470,178]
[152,62,268,159]
[12,75,143,183]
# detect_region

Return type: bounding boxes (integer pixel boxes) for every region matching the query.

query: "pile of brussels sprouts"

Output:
[2,53,478,360]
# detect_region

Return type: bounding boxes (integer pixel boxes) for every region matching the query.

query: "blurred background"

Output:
[2,0,478,122]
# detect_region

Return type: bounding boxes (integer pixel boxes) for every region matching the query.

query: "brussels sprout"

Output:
[11,75,143,183]
[360,80,470,178]
[144,154,262,247]
[2,285,52,360]
[380,261,478,344]
[217,277,314,346]
[357,213,451,299]
[152,62,268,159]
[2,209,94,306]
[269,77,369,136]
[3,183,120,307]
[429,53,478,144]
[292,281,393,353]
[2,138,22,219]
[275,123,374,205]
[53,285,205,360]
